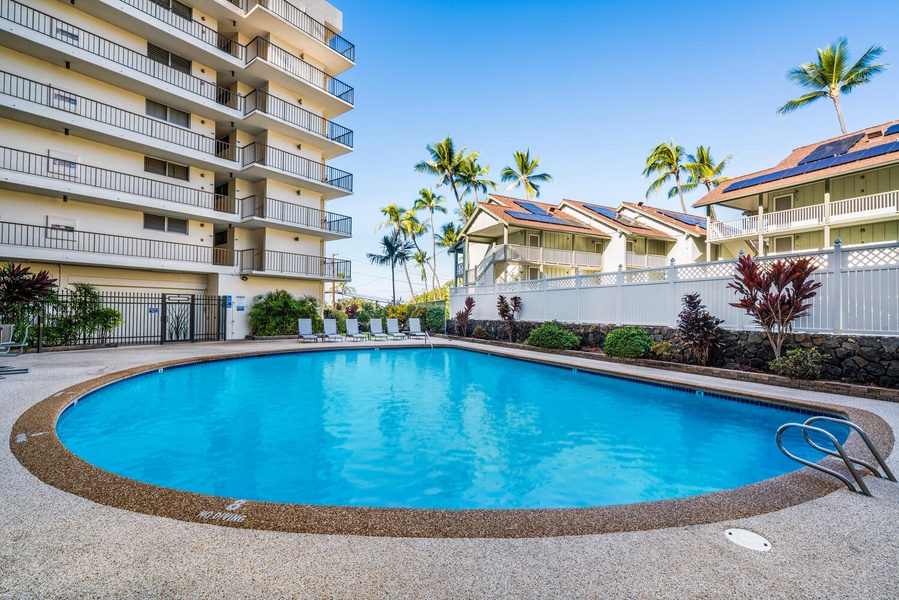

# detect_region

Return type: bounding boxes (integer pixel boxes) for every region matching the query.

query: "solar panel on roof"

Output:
[506,210,590,229]
[724,140,899,193]
[657,210,707,228]
[884,123,899,137]
[798,133,864,165]
[584,205,618,220]
[512,200,548,215]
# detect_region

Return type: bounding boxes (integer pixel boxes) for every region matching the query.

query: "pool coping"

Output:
[9,340,894,539]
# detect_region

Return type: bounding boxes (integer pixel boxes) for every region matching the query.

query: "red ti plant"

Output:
[496,295,522,342]
[454,296,475,337]
[0,261,58,323]
[728,254,822,358]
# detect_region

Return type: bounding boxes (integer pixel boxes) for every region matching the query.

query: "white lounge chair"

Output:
[322,318,343,342]
[297,318,319,342]
[345,318,367,342]
[1,323,30,357]
[407,319,429,342]
[369,319,389,340]
[385,318,407,340]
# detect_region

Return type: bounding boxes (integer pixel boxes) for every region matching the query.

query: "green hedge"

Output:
[604,326,653,358]
[525,321,580,350]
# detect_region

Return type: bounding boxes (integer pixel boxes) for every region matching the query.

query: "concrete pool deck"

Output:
[2,339,898,598]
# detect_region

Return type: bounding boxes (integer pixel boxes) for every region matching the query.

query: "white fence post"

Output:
[616,265,624,326]
[575,268,581,323]
[831,238,843,334]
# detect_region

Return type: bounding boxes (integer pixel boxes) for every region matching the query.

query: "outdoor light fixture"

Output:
[240,275,248,281]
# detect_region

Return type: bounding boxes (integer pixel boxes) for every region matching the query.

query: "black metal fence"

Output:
[33,291,227,349]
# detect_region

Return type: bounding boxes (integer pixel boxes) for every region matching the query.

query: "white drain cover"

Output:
[725,528,771,552]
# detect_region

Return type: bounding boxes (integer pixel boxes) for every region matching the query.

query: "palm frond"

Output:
[776,91,828,114]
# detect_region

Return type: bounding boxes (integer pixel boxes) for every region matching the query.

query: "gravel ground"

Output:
[1,339,897,599]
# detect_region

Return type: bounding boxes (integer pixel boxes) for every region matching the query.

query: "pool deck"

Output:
[2,338,898,598]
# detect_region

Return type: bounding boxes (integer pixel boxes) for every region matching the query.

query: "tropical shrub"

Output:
[729,254,821,358]
[677,292,724,366]
[496,295,522,342]
[46,283,124,345]
[324,306,347,333]
[423,306,445,333]
[649,341,674,361]
[455,296,475,336]
[387,304,411,330]
[768,348,826,379]
[524,321,580,350]
[604,326,653,358]
[471,325,490,340]
[0,262,58,342]
[248,290,321,335]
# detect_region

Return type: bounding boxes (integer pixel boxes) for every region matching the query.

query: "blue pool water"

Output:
[57,348,847,509]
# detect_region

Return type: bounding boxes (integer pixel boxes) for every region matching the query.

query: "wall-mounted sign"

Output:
[236,295,246,312]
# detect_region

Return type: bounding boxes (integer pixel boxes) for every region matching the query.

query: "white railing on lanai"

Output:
[626,252,667,269]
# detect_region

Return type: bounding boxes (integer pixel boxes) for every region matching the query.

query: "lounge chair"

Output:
[369,319,389,340]
[322,318,343,342]
[297,318,319,342]
[1,323,31,357]
[345,318,367,342]
[385,318,407,340]
[407,319,429,342]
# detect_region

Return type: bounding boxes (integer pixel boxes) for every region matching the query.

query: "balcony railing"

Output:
[708,191,899,241]
[121,0,243,60]
[626,252,668,269]
[246,37,354,105]
[240,196,351,235]
[0,221,236,266]
[239,248,350,279]
[0,0,240,110]
[492,244,604,269]
[0,71,238,161]
[250,0,355,62]
[242,89,352,147]
[241,142,353,192]
[0,146,237,213]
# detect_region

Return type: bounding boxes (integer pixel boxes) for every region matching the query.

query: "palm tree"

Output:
[501,149,553,200]
[456,200,477,222]
[413,250,431,294]
[413,188,446,289]
[414,137,475,222]
[376,204,407,233]
[683,146,733,194]
[456,157,497,204]
[777,37,887,134]
[435,222,460,249]
[366,231,413,305]
[643,141,688,213]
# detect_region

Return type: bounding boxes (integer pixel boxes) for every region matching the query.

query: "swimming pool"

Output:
[57,347,847,510]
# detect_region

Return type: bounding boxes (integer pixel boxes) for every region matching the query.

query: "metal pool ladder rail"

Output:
[776,416,896,497]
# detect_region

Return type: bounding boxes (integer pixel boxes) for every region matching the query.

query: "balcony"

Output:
[248,0,354,65]
[625,252,668,269]
[708,191,899,242]
[240,196,351,239]
[0,0,241,118]
[242,89,352,157]
[239,248,350,280]
[493,244,603,269]
[244,37,353,116]
[0,146,237,217]
[240,142,352,198]
[0,221,237,273]
[0,71,239,168]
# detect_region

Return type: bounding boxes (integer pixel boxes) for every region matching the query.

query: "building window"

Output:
[147,43,192,75]
[626,240,635,253]
[144,213,188,234]
[144,156,189,181]
[772,235,793,254]
[528,267,540,280]
[146,99,190,127]
[772,194,793,213]
[528,234,540,247]
[149,0,192,20]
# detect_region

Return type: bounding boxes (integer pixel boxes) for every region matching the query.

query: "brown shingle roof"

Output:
[694,119,899,207]
[620,202,706,236]
[562,199,674,239]
[473,194,610,237]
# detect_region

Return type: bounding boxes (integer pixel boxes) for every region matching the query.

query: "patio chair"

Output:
[407,319,429,342]
[322,318,343,342]
[345,318,367,342]
[385,318,407,340]
[297,318,319,342]
[1,323,31,357]
[369,319,389,340]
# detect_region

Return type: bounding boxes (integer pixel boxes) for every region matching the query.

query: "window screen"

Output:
[167,162,189,180]
[773,236,793,254]
[144,213,166,231]
[144,156,167,175]
[167,217,188,234]
[145,99,167,120]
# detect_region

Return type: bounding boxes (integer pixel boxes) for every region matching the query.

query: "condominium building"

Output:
[0,0,354,338]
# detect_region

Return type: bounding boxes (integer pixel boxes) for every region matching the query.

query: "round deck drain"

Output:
[725,529,771,552]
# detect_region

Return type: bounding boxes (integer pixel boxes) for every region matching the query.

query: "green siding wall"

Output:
[831,220,899,245]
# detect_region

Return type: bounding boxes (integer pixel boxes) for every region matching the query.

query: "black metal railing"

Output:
[240,143,353,192]
[239,248,351,279]
[121,0,244,60]
[242,89,353,147]
[246,37,354,105]
[240,196,351,235]
[0,71,238,161]
[243,0,355,61]
[0,0,240,109]
[0,147,237,213]
[0,221,237,266]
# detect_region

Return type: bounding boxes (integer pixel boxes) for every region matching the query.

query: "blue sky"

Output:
[326,0,899,302]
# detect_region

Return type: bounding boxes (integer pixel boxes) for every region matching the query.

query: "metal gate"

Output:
[161,294,227,343]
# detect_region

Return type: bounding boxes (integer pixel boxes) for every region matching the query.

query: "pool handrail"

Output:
[776,422,871,496]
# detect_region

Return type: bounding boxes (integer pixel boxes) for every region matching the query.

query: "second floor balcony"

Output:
[625,252,668,269]
[708,190,899,242]
[238,248,350,280]
[239,196,351,239]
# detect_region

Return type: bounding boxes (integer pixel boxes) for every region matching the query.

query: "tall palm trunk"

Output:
[389,263,396,305]
[446,171,465,223]
[429,211,441,289]
[675,171,686,213]
[831,94,848,134]
[402,262,416,305]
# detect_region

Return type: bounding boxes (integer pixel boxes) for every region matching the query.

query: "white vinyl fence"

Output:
[449,240,899,335]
